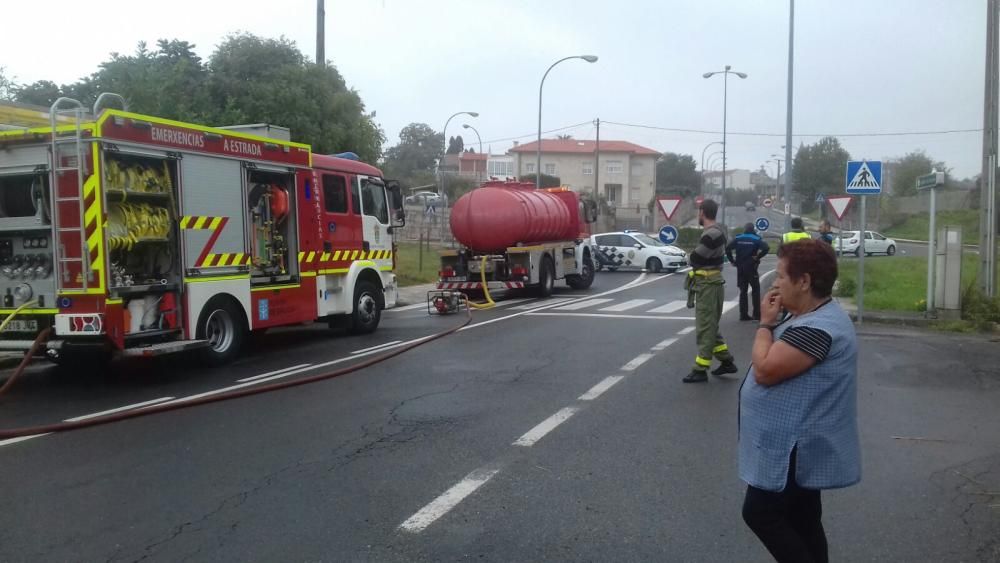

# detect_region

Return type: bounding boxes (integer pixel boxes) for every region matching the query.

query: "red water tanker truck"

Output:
[437,180,598,297]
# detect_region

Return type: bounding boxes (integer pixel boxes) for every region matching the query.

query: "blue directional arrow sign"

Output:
[755,217,770,232]
[846,160,882,195]
[659,225,678,245]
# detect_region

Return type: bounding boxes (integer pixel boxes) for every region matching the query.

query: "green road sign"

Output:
[917,171,944,191]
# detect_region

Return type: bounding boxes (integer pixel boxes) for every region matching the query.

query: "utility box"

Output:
[935,226,962,318]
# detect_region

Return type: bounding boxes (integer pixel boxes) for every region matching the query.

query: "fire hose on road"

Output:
[0,303,474,441]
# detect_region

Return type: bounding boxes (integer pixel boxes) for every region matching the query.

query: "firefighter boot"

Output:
[711,361,739,376]
[682,370,708,383]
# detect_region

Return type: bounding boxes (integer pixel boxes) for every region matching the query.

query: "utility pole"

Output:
[316,0,325,67]
[594,117,600,199]
[784,0,795,231]
[981,0,999,296]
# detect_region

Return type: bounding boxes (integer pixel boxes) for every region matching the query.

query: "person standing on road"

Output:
[818,220,835,245]
[682,199,738,383]
[740,239,861,563]
[782,217,811,245]
[726,223,770,321]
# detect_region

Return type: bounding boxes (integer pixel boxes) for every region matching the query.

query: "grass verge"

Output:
[883,210,980,244]
[395,241,445,286]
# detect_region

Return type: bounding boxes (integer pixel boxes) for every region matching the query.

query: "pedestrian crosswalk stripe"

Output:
[647,300,688,314]
[723,301,738,314]
[555,298,614,311]
[511,297,574,310]
[599,299,655,312]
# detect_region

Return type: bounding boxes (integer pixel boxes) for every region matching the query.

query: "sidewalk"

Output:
[395,282,440,306]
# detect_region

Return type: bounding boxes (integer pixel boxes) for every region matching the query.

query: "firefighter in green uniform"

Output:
[683,199,738,383]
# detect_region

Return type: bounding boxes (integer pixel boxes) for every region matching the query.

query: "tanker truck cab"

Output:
[438,182,597,298]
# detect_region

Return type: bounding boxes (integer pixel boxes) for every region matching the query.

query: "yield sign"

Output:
[826,195,853,220]
[656,196,682,221]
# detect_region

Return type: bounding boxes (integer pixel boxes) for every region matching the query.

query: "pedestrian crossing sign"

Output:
[845,160,882,194]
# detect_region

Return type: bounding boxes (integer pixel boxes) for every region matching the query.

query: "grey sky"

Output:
[2,0,988,179]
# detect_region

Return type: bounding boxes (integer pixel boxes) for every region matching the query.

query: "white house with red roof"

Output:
[508,139,661,230]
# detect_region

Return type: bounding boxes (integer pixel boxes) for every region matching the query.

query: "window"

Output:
[322,174,348,213]
[873,232,885,240]
[595,234,616,246]
[865,231,873,239]
[525,163,535,173]
[488,160,513,176]
[629,187,641,203]
[360,178,389,224]
[631,162,643,176]
[604,184,621,204]
[607,160,623,174]
[544,163,556,175]
[350,177,361,215]
[582,161,593,175]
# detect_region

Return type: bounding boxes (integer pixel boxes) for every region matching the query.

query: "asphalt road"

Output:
[1,264,998,562]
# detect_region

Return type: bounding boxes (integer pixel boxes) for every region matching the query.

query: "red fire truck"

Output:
[0,95,405,365]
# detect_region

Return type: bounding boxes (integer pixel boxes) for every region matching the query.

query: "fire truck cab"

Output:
[0,95,404,366]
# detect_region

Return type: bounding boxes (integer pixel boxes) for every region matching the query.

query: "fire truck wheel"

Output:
[567,253,595,290]
[536,256,555,298]
[349,280,382,334]
[197,297,247,366]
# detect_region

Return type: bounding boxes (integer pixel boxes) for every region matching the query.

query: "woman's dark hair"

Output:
[777,239,838,297]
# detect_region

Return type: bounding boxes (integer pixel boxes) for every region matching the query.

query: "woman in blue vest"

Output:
[740,239,860,563]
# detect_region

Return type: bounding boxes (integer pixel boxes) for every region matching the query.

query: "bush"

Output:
[961,284,1000,328]
[676,227,703,248]
[836,276,856,298]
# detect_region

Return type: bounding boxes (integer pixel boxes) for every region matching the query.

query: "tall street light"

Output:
[463,123,484,182]
[770,154,784,202]
[703,65,748,227]
[537,55,599,188]
[441,111,478,196]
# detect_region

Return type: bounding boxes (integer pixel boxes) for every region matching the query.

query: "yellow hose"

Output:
[0,299,40,333]
[466,256,495,310]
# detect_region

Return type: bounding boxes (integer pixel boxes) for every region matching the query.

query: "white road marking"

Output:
[526,312,695,321]
[578,375,624,401]
[599,299,655,312]
[647,300,687,314]
[554,298,613,311]
[237,363,313,383]
[510,297,574,310]
[678,326,696,335]
[399,466,501,533]
[723,301,738,314]
[513,407,580,447]
[351,341,402,355]
[621,353,654,371]
[63,397,175,422]
[0,434,51,448]
[385,303,426,313]
[652,337,678,351]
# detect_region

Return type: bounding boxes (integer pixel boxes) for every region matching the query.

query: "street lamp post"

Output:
[700,140,724,198]
[537,55,598,189]
[703,65,748,227]
[770,155,784,202]
[462,123,483,182]
[441,111,478,197]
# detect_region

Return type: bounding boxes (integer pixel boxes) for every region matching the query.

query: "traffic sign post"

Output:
[762,198,773,208]
[845,160,882,326]
[917,170,945,317]
[755,216,770,232]
[659,225,679,245]
[656,196,683,223]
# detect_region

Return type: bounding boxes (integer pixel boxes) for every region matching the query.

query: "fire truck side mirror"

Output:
[387,180,406,229]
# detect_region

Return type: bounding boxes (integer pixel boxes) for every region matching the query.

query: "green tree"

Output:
[655,152,701,197]
[0,67,15,101]
[792,137,851,212]
[888,150,948,197]
[381,123,444,187]
[14,80,64,107]
[446,135,464,154]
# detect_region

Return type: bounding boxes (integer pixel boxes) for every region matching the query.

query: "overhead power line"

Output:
[603,120,982,138]
[477,121,592,146]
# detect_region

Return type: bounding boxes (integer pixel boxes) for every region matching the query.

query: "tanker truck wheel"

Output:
[536,256,555,298]
[567,253,595,290]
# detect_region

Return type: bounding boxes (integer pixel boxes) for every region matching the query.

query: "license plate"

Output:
[1,319,37,332]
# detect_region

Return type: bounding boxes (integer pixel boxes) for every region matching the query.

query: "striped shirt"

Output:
[689,224,727,269]
[780,326,832,361]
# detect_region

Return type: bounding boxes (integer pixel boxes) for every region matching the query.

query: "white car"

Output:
[591,231,687,273]
[836,230,897,256]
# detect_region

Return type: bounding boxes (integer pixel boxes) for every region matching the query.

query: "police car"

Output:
[590,231,687,273]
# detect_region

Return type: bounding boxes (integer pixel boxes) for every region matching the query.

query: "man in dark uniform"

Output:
[726,223,770,321]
